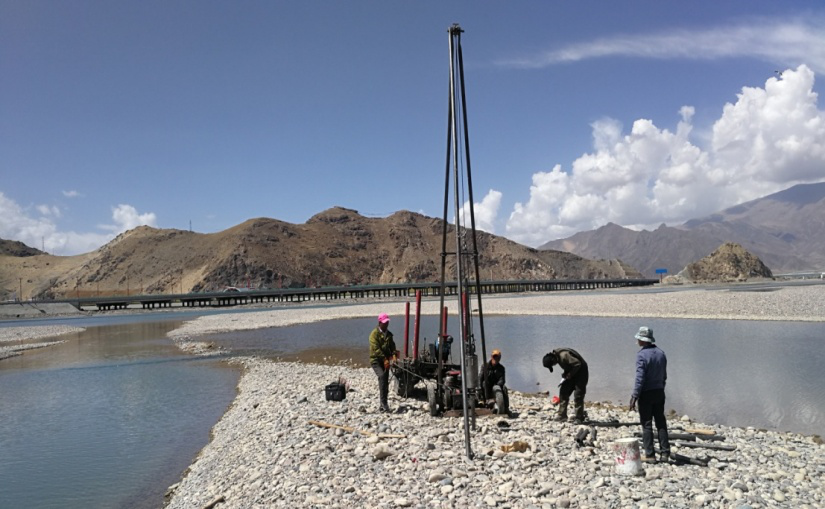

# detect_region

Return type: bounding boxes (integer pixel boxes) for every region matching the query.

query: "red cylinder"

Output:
[404,301,410,358]
[413,290,422,359]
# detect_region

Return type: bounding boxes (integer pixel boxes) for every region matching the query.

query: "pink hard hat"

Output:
[378,313,390,323]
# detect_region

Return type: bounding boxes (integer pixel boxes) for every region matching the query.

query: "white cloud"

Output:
[496,17,825,73]
[506,64,825,246]
[101,204,158,232]
[36,204,61,218]
[0,192,157,255]
[457,189,502,234]
[62,190,82,198]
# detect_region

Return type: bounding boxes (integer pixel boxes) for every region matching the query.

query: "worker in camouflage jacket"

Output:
[369,313,398,413]
[542,347,589,423]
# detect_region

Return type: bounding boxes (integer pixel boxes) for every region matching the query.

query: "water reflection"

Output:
[208,315,825,436]
[0,321,240,509]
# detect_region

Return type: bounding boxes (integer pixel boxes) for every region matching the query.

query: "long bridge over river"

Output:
[75,278,658,311]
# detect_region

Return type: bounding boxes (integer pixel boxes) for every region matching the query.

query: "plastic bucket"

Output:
[611,438,643,476]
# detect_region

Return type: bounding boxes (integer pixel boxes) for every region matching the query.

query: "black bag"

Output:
[325,383,346,401]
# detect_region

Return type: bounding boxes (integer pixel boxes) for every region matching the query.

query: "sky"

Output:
[2,1,825,255]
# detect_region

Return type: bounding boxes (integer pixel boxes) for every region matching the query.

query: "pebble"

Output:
[165,358,825,508]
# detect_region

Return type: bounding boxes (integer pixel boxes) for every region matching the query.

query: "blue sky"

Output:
[2,1,825,255]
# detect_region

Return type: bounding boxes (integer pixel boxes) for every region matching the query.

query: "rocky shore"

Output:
[164,284,825,508]
[0,324,84,360]
[164,359,823,508]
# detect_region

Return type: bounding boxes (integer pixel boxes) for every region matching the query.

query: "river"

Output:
[1,310,823,508]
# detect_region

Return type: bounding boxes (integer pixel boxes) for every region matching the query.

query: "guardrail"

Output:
[22,278,659,311]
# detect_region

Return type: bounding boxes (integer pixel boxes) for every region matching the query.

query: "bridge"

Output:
[73,278,658,311]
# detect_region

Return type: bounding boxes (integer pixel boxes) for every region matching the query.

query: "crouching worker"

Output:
[542,348,589,423]
[480,349,509,414]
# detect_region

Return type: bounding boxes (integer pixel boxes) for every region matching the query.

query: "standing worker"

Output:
[628,326,671,463]
[480,349,509,414]
[369,313,398,413]
[542,347,589,423]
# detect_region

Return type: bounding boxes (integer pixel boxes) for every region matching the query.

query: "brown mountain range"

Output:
[1,207,641,301]
[540,182,825,277]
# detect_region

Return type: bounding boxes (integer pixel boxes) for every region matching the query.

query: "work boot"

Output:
[553,400,568,421]
[573,400,586,424]
[659,453,670,464]
[641,454,657,463]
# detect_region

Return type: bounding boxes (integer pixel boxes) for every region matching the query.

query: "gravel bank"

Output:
[165,359,824,508]
[165,285,825,508]
[167,285,825,348]
[0,325,84,360]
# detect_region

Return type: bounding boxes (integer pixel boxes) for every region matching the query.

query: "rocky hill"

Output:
[677,243,773,282]
[540,181,825,276]
[0,238,43,257]
[0,208,642,300]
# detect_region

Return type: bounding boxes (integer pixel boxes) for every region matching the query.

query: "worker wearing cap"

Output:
[628,326,671,463]
[369,313,398,413]
[480,349,509,413]
[542,348,589,423]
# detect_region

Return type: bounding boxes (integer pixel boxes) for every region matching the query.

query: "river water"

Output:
[1,310,823,508]
[0,316,240,509]
[208,314,825,437]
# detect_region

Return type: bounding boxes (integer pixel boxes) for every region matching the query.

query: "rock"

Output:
[372,445,394,460]
[428,472,448,483]
[394,497,412,507]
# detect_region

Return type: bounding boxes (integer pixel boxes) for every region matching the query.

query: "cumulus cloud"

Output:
[496,17,825,73]
[0,192,157,255]
[506,64,825,246]
[62,190,82,198]
[457,189,502,234]
[101,204,158,232]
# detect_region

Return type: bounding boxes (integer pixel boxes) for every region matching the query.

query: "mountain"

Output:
[540,182,825,277]
[677,243,773,282]
[0,208,642,301]
[0,238,43,257]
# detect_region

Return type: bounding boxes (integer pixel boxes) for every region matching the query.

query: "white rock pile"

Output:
[165,359,824,508]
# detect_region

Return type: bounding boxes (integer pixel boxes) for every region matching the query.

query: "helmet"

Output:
[542,352,556,372]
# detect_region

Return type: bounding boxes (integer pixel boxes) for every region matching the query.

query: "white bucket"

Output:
[611,438,643,476]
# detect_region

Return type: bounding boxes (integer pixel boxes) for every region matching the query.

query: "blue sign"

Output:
[655,268,668,274]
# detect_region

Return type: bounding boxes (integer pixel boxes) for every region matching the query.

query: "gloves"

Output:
[628,396,637,412]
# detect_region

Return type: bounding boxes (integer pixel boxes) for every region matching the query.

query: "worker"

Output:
[368,313,398,413]
[542,347,589,423]
[628,326,671,463]
[480,349,509,414]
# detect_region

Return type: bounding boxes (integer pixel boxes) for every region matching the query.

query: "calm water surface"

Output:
[0,319,240,509]
[208,314,825,436]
